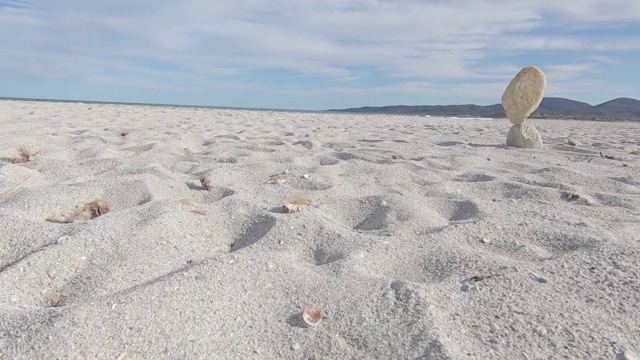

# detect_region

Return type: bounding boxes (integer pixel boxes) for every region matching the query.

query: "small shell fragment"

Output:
[46,270,56,280]
[302,307,323,326]
[200,171,213,190]
[44,290,66,307]
[46,213,71,224]
[529,271,548,284]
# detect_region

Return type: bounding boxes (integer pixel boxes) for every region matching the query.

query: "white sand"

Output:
[1,100,639,359]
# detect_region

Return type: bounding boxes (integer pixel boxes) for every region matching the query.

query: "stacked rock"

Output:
[501,66,546,149]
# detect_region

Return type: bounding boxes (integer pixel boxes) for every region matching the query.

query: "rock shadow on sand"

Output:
[453,173,496,183]
[229,214,276,252]
[443,200,481,223]
[187,185,236,203]
[293,140,314,149]
[313,247,346,266]
[416,340,451,360]
[354,204,391,231]
[286,312,309,328]
[186,182,208,191]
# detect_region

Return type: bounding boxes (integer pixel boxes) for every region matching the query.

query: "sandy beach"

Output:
[1,99,639,359]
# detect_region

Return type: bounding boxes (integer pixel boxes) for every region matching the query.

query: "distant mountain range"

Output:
[327,97,640,121]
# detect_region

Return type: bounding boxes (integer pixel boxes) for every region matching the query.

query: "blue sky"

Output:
[0,0,639,110]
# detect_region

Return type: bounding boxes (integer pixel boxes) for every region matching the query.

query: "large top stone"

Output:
[501,66,546,125]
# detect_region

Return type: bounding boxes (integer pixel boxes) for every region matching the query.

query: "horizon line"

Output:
[1,95,637,112]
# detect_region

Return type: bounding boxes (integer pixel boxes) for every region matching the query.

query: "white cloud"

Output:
[0,0,639,105]
[544,63,599,81]
[587,55,621,64]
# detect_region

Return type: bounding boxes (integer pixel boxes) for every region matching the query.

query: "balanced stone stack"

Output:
[501,66,546,149]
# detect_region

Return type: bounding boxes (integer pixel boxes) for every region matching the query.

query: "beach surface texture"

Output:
[1,100,639,359]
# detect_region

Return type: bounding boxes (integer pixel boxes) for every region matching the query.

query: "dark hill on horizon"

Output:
[327,97,640,121]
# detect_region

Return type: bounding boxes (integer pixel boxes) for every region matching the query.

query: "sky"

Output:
[0,0,639,110]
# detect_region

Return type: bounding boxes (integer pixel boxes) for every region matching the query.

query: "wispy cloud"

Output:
[0,0,638,109]
[588,55,621,64]
[0,0,32,9]
[545,63,600,80]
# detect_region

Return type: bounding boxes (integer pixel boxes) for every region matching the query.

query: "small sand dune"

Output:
[1,100,639,359]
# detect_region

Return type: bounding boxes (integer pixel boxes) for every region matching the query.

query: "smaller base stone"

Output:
[506,123,543,149]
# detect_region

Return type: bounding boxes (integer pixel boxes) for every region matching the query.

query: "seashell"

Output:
[283,196,312,213]
[74,199,112,220]
[302,307,323,326]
